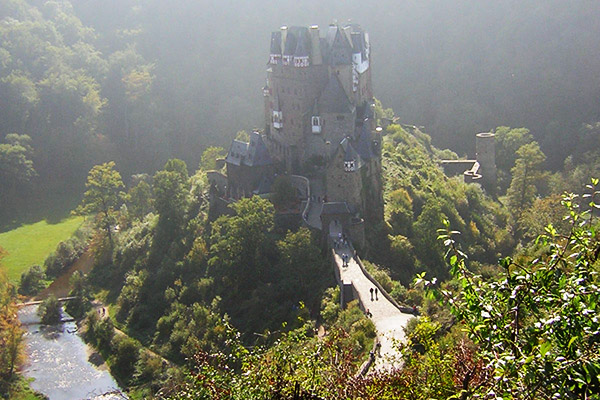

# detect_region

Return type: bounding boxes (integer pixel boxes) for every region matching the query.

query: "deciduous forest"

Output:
[1,1,599,399]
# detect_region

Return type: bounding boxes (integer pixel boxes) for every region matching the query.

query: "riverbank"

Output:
[18,304,126,400]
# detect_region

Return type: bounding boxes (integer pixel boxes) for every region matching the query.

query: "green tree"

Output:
[276,228,324,303]
[111,336,140,383]
[124,180,153,220]
[0,269,23,381]
[38,295,62,325]
[18,265,45,296]
[208,196,274,291]
[0,133,36,212]
[200,146,225,171]
[420,183,600,398]
[65,271,92,319]
[506,141,546,226]
[75,161,124,246]
[153,159,190,244]
[271,175,296,209]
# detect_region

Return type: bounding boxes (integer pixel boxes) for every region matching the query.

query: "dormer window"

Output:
[272,110,283,129]
[282,55,292,66]
[344,160,356,172]
[269,54,281,65]
[311,116,322,134]
[294,56,309,68]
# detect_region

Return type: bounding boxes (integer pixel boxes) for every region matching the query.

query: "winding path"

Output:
[333,245,414,371]
[301,176,415,371]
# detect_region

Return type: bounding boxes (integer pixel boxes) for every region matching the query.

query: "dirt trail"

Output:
[34,250,94,300]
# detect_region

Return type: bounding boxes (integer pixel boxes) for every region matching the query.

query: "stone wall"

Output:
[325,150,363,211]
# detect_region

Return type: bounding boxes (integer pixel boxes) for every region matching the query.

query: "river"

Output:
[18,305,127,400]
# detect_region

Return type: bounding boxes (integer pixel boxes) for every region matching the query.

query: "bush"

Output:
[44,235,87,277]
[38,295,61,325]
[95,318,115,351]
[19,265,46,296]
[111,336,140,383]
[65,272,92,318]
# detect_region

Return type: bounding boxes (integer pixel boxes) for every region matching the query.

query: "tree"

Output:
[153,159,190,244]
[75,161,124,246]
[0,269,23,381]
[0,133,36,214]
[124,180,153,220]
[200,146,225,171]
[111,336,140,383]
[65,271,92,318]
[19,265,46,296]
[270,175,296,209]
[208,196,274,290]
[420,181,600,398]
[276,228,324,303]
[506,141,546,227]
[38,295,62,325]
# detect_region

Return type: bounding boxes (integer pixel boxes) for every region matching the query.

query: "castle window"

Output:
[311,116,322,134]
[344,160,356,172]
[272,110,283,129]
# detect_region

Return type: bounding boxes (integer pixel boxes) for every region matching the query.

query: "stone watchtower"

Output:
[475,132,496,191]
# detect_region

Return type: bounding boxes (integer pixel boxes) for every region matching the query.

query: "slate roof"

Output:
[321,201,352,215]
[246,131,272,167]
[270,31,282,54]
[318,74,353,114]
[340,137,364,169]
[327,25,352,65]
[283,30,297,56]
[354,121,374,160]
[294,31,310,57]
[225,132,272,167]
[225,140,249,166]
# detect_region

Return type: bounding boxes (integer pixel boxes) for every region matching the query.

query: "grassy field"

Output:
[0,216,84,282]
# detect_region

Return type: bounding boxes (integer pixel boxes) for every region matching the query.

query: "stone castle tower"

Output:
[263,24,374,172]
[218,23,383,246]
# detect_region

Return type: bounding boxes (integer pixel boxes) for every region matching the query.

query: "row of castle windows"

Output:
[271,54,310,68]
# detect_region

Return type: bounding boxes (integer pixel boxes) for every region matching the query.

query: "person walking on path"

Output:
[375,288,378,300]
[370,288,374,301]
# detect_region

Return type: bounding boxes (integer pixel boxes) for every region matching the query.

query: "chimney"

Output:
[309,25,322,65]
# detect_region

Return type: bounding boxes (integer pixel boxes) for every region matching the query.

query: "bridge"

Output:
[16,296,78,308]
[300,177,416,372]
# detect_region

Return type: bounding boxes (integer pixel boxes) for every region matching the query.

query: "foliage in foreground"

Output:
[417,179,600,398]
[0,268,25,397]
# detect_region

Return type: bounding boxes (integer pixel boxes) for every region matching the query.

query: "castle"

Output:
[211,23,384,246]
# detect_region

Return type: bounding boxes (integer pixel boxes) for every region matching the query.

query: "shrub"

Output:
[111,336,140,383]
[19,265,46,296]
[38,295,61,325]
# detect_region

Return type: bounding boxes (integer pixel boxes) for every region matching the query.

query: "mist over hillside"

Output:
[73,0,600,162]
[1,0,599,221]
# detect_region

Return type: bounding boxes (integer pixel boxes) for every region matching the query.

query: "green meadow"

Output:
[0,216,84,282]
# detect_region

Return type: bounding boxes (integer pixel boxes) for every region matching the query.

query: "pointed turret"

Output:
[269,31,282,65]
[318,74,353,114]
[293,30,310,68]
